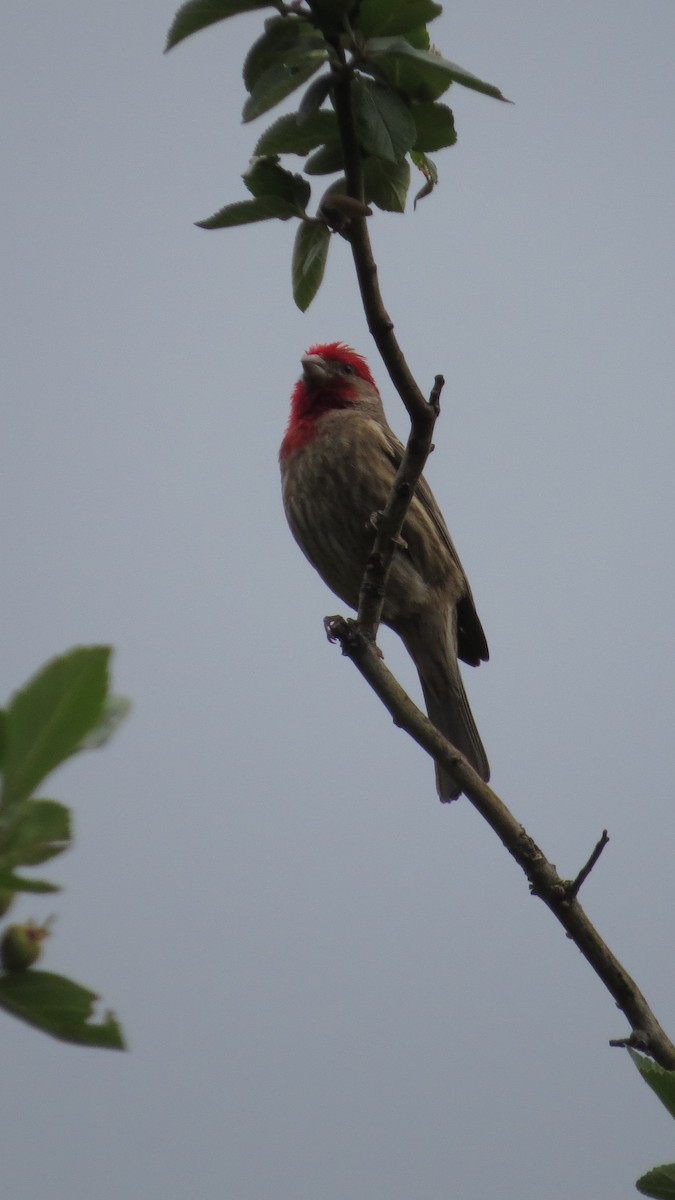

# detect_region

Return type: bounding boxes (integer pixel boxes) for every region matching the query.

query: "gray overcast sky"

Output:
[3,2,675,1197]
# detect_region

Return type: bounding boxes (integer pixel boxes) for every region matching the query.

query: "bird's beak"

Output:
[301,354,328,384]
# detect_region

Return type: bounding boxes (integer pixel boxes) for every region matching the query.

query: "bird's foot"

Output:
[367,509,407,550]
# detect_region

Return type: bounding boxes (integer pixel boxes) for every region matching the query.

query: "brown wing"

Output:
[382,430,489,668]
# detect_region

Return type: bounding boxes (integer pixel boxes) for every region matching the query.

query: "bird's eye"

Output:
[339,362,355,375]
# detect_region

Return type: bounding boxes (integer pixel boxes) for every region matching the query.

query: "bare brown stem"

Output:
[326,619,675,1069]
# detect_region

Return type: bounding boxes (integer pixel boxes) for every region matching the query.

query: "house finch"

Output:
[280,342,489,800]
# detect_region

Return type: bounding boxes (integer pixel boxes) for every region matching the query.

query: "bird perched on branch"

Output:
[279,342,489,801]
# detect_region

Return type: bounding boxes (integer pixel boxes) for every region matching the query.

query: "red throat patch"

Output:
[280,343,378,459]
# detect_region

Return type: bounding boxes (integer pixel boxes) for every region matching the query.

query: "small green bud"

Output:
[0,921,49,972]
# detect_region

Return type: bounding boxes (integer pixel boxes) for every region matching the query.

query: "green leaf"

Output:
[0,798,70,869]
[0,970,125,1048]
[1,647,110,810]
[441,55,511,102]
[242,57,324,122]
[308,0,360,36]
[358,0,442,37]
[636,1163,675,1199]
[165,0,272,51]
[365,42,448,101]
[304,143,344,174]
[411,100,456,151]
[243,157,311,210]
[405,25,431,51]
[0,710,5,769]
[298,73,333,123]
[196,196,300,228]
[243,17,325,92]
[629,1048,675,1119]
[75,694,131,752]
[351,77,416,163]
[0,870,60,894]
[292,222,330,311]
[254,109,338,156]
[411,149,438,206]
[366,38,510,103]
[362,156,410,212]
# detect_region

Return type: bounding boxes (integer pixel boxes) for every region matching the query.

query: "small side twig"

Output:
[565,830,610,900]
[428,373,444,417]
[609,1033,652,1053]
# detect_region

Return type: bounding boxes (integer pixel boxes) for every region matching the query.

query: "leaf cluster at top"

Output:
[165,0,509,307]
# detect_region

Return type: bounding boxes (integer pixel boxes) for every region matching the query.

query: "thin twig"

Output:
[566,830,610,899]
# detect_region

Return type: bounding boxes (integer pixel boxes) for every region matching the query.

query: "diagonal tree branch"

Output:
[326,48,675,1070]
[325,616,675,1069]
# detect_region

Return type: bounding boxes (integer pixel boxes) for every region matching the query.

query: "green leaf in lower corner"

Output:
[165,0,273,52]
[1,647,110,810]
[292,222,330,311]
[636,1163,675,1199]
[196,196,300,228]
[0,970,125,1048]
[629,1048,675,1119]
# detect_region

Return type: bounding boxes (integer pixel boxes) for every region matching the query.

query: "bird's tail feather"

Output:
[400,618,489,802]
